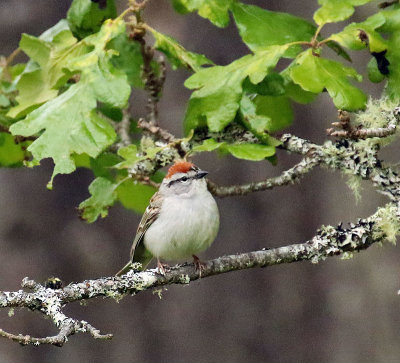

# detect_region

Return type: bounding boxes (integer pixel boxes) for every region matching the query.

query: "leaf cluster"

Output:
[0,0,399,222]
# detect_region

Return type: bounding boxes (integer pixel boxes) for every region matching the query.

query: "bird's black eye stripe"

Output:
[167,175,192,187]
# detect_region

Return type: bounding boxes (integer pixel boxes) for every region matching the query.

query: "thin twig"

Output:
[133,174,160,188]
[138,118,176,143]
[5,48,21,67]
[327,126,397,139]
[140,42,166,124]
[327,109,398,139]
[207,156,320,197]
[115,108,133,148]
[378,0,398,9]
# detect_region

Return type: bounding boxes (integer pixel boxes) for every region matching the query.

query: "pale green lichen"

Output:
[105,290,124,302]
[8,308,14,317]
[344,172,362,203]
[355,98,397,129]
[354,98,399,148]
[152,288,165,299]
[131,262,142,270]
[373,204,400,245]
[341,252,354,260]
[179,274,190,284]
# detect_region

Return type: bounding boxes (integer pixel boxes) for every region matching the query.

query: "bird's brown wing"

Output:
[129,191,163,265]
[115,192,162,276]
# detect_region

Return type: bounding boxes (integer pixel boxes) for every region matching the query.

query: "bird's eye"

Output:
[181,176,188,182]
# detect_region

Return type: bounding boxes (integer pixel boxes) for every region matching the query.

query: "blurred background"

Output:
[1,0,400,362]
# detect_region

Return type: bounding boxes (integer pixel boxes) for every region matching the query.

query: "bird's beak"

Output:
[195,170,208,179]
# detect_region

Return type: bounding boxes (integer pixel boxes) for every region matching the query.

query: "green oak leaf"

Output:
[325,40,352,62]
[330,13,387,52]
[243,73,286,97]
[378,6,400,99]
[117,179,156,214]
[0,95,10,108]
[149,28,213,72]
[39,19,71,42]
[192,137,276,160]
[8,23,86,118]
[224,143,275,161]
[116,144,141,169]
[192,138,224,152]
[386,32,400,99]
[378,5,400,33]
[184,45,289,133]
[290,49,366,110]
[78,153,159,220]
[172,0,232,28]
[0,133,26,167]
[314,0,373,25]
[10,87,117,188]
[279,67,318,104]
[73,153,91,168]
[67,0,117,39]
[231,2,315,58]
[108,33,144,88]
[79,177,118,222]
[89,152,121,179]
[367,57,385,83]
[282,76,318,104]
[10,19,129,188]
[240,94,293,133]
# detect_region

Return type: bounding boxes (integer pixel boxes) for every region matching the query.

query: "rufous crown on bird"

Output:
[166,161,196,179]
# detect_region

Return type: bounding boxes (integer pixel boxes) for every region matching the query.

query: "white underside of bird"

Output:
[144,190,219,260]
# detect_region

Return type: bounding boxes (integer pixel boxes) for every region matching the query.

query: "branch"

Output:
[138,118,176,144]
[326,109,399,139]
[129,113,400,198]
[327,125,397,139]
[127,123,271,177]
[115,108,133,148]
[0,201,395,346]
[137,34,166,125]
[3,101,399,346]
[207,156,320,197]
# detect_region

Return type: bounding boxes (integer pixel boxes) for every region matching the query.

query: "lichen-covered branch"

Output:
[327,126,397,139]
[2,101,400,347]
[0,201,396,346]
[327,107,399,139]
[115,108,133,149]
[137,35,166,125]
[207,156,320,197]
[138,118,176,144]
[128,108,400,197]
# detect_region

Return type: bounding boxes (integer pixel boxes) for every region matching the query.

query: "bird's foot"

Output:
[156,259,169,276]
[192,255,206,278]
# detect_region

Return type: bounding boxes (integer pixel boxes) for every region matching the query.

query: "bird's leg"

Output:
[156,258,169,276]
[192,255,206,278]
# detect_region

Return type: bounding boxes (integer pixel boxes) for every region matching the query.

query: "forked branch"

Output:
[1,108,400,345]
[0,201,394,346]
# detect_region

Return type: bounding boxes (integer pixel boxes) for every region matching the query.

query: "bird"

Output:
[117,161,220,276]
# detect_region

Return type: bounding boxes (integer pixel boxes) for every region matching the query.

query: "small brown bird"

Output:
[117,161,220,275]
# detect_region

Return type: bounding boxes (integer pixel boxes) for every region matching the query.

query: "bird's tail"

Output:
[115,261,133,277]
[115,250,153,276]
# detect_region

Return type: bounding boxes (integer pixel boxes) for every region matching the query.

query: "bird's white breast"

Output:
[143,191,219,261]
